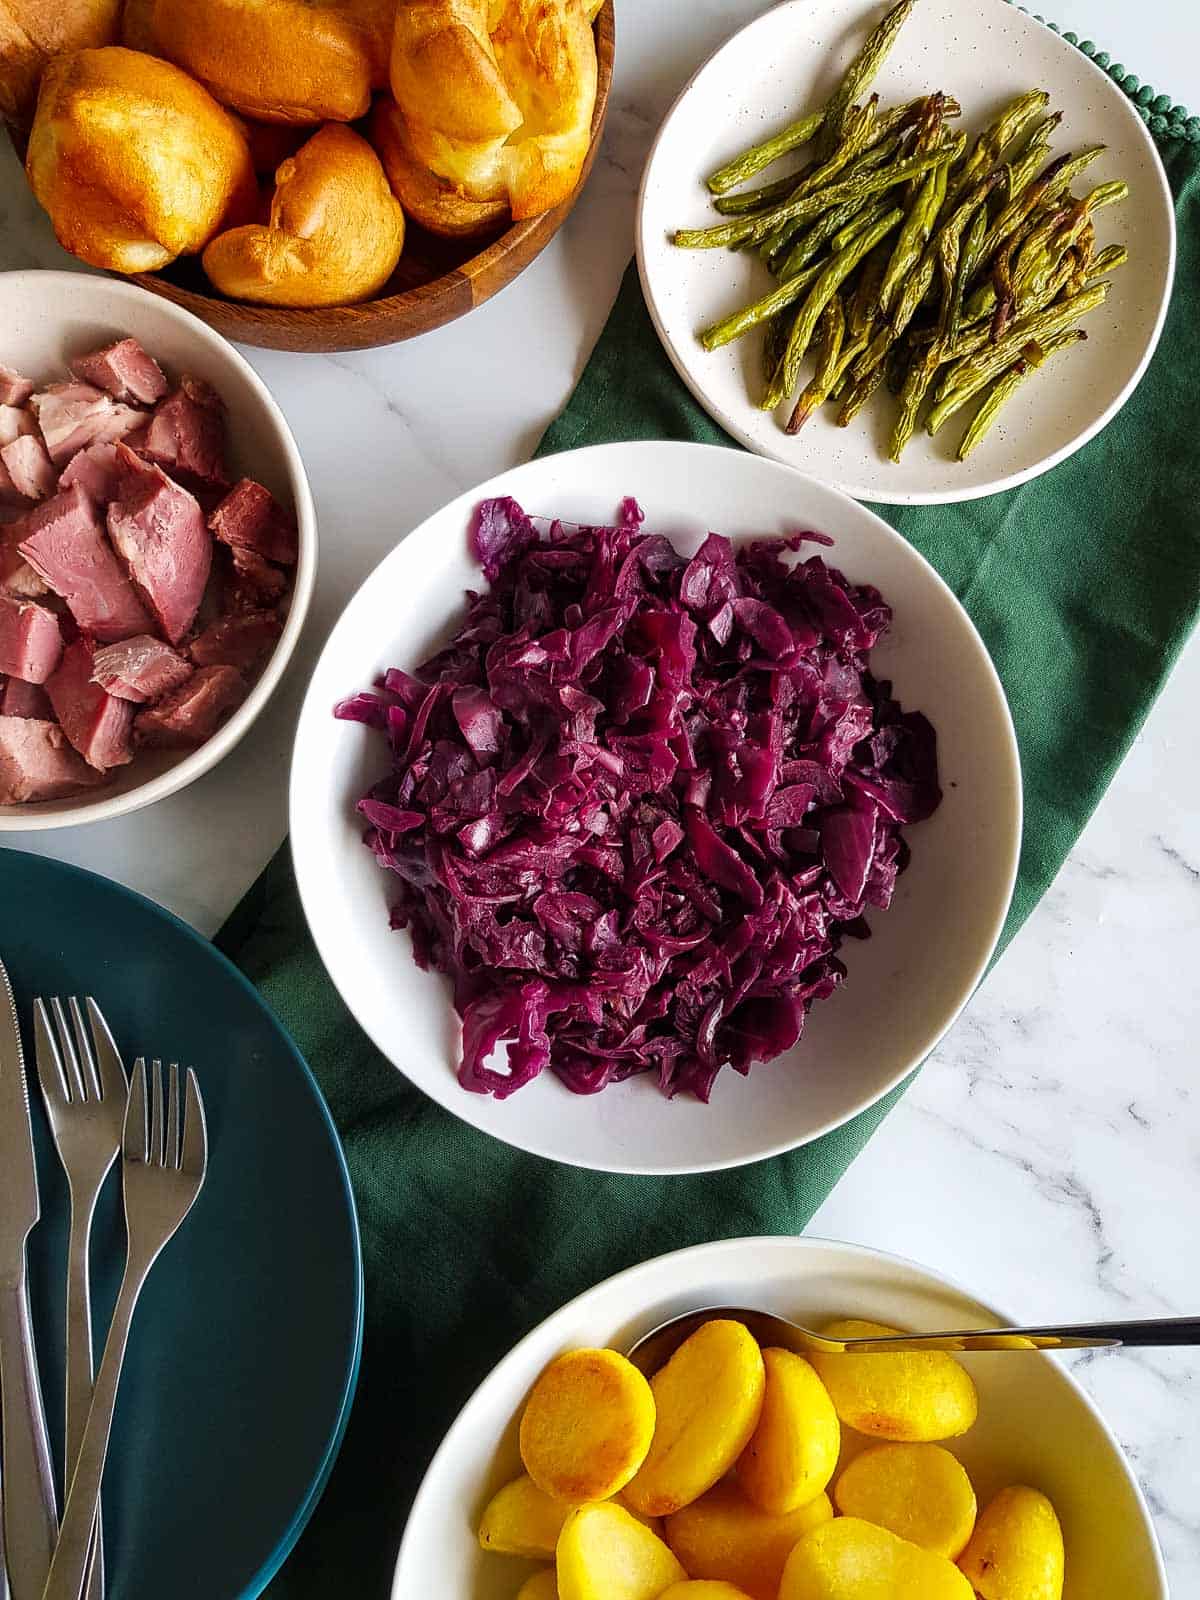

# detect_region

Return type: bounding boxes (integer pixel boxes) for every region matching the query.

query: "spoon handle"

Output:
[835,1316,1200,1353]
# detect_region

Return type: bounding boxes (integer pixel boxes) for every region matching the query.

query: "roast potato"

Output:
[520,1348,656,1504]
[624,1320,765,1518]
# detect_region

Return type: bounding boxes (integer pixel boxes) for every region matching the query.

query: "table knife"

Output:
[0,957,58,1600]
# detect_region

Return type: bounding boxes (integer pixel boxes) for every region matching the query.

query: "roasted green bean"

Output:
[706,110,826,195]
[674,137,961,250]
[956,328,1088,457]
[699,258,825,350]
[786,296,847,432]
[764,207,904,407]
[927,281,1109,432]
[816,0,917,161]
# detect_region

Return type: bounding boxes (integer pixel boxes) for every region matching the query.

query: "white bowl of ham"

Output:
[0,270,315,829]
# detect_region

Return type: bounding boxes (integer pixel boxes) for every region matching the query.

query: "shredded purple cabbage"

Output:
[336,497,941,1102]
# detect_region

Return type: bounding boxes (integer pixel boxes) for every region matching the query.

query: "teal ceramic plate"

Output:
[0,848,362,1599]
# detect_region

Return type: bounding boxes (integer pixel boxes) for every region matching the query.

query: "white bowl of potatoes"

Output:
[393,1236,1166,1600]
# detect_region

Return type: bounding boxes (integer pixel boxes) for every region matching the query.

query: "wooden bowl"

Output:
[9,6,613,351]
[126,6,613,352]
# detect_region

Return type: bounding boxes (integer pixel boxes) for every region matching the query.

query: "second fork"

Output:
[33,999,128,1600]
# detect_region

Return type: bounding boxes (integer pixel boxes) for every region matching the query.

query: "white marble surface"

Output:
[2,0,1198,1589]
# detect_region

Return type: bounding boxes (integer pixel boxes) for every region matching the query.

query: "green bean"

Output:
[1002,110,1064,201]
[948,90,1048,202]
[786,296,846,432]
[901,91,953,205]
[831,198,893,252]
[878,155,948,315]
[860,168,1000,385]
[966,203,1068,322]
[777,194,870,279]
[763,207,904,408]
[976,148,1092,267]
[1088,242,1128,277]
[747,134,963,245]
[768,138,899,272]
[889,342,942,459]
[947,206,987,344]
[990,229,1020,340]
[675,135,960,251]
[956,328,1088,457]
[927,281,1109,432]
[755,97,882,259]
[837,358,887,425]
[762,310,793,384]
[714,171,810,216]
[816,0,918,161]
[699,258,825,350]
[706,110,826,195]
[826,324,874,399]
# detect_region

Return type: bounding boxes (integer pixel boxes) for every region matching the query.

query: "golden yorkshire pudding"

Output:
[389,0,597,221]
[118,0,158,52]
[335,0,395,88]
[229,111,309,175]
[26,46,257,273]
[0,0,121,126]
[202,122,405,306]
[369,95,508,238]
[151,0,373,124]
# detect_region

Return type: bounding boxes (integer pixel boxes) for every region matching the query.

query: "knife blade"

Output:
[0,955,58,1600]
[0,957,38,1246]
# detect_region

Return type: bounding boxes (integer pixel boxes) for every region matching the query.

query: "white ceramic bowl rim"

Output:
[0,269,318,832]
[393,1234,1168,1599]
[290,441,1022,1176]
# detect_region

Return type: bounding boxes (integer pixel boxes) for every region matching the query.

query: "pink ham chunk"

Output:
[0,674,52,718]
[92,635,192,703]
[0,366,33,407]
[0,405,38,447]
[106,446,211,644]
[30,383,144,464]
[1,523,49,598]
[190,609,282,670]
[225,545,287,610]
[17,483,153,641]
[59,441,122,504]
[0,715,106,803]
[46,637,134,770]
[142,376,227,486]
[70,339,168,405]
[135,664,244,747]
[0,595,63,683]
[208,479,297,565]
[1,435,56,500]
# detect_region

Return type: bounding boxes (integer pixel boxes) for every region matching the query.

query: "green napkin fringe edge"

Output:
[1016,4,1199,144]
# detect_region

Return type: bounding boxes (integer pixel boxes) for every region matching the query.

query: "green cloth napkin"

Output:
[227,91,1200,1599]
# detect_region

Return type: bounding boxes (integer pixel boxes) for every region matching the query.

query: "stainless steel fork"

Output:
[32,998,128,1600]
[42,1058,208,1600]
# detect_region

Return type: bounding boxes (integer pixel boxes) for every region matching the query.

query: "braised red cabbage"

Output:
[336,497,940,1102]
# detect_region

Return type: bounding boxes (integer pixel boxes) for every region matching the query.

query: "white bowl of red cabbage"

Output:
[291,442,1019,1173]
[0,270,315,830]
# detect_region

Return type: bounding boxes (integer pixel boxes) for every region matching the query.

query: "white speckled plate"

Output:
[637,0,1175,504]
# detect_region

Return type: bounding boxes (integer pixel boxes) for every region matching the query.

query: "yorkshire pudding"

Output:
[203,123,405,306]
[152,0,373,124]
[0,0,121,125]
[119,0,158,52]
[389,0,597,221]
[26,46,256,273]
[369,95,508,238]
